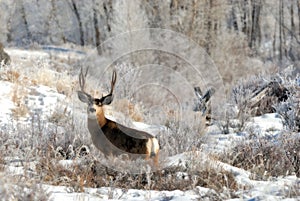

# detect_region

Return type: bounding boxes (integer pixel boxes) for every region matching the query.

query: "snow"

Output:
[201,113,285,155]
[0,81,14,124]
[238,175,299,200]
[27,85,69,117]
[251,113,283,133]
[0,78,69,126]
[45,185,199,201]
[7,48,50,60]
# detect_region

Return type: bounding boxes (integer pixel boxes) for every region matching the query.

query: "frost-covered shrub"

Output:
[159,117,206,156]
[214,76,261,134]
[274,72,300,132]
[221,132,300,179]
[275,95,300,132]
[214,66,300,134]
[0,174,50,201]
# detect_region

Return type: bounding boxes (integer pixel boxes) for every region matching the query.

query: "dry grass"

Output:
[0,170,50,201]
[34,69,60,88]
[35,153,238,196]
[0,70,20,82]
[220,132,300,180]
[284,182,300,198]
[56,79,76,97]
[11,103,29,119]
[11,84,30,119]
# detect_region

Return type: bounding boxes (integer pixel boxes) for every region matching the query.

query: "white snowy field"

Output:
[0,47,299,201]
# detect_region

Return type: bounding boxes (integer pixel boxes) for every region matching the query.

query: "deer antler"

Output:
[79,67,89,92]
[109,69,117,95]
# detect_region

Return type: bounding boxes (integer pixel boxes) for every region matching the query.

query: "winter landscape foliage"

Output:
[0,0,299,200]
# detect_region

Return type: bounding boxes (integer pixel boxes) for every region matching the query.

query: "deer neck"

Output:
[95,106,107,127]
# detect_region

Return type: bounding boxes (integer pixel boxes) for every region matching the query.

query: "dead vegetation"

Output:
[214,67,300,134]
[35,154,238,196]
[0,172,50,201]
[220,132,300,179]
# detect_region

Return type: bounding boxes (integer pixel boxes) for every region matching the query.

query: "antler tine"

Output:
[79,67,89,92]
[109,69,117,95]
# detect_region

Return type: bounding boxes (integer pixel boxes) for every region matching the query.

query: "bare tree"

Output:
[70,0,84,46]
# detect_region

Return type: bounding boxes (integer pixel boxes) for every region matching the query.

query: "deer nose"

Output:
[89,108,96,113]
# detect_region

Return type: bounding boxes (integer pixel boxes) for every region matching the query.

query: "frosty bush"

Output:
[214,76,264,134]
[0,173,50,201]
[221,132,300,179]
[214,66,300,134]
[274,71,300,132]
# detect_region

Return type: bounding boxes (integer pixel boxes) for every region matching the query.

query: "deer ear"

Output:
[102,94,113,105]
[77,91,92,103]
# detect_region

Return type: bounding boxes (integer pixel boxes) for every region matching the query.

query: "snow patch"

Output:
[251,113,283,132]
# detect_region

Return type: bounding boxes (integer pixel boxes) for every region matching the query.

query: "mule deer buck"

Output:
[77,67,159,165]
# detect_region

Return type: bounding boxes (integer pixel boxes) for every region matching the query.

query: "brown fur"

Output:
[95,106,107,127]
[97,112,159,165]
[102,120,149,154]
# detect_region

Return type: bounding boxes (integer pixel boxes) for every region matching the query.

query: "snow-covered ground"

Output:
[45,185,200,201]
[0,47,299,201]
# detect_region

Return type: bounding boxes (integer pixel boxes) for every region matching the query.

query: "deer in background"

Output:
[194,86,215,127]
[77,67,159,165]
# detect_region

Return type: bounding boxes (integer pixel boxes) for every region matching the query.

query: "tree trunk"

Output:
[298,0,300,34]
[249,0,262,49]
[205,0,213,55]
[93,0,101,54]
[21,0,30,42]
[279,0,283,62]
[71,0,84,46]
